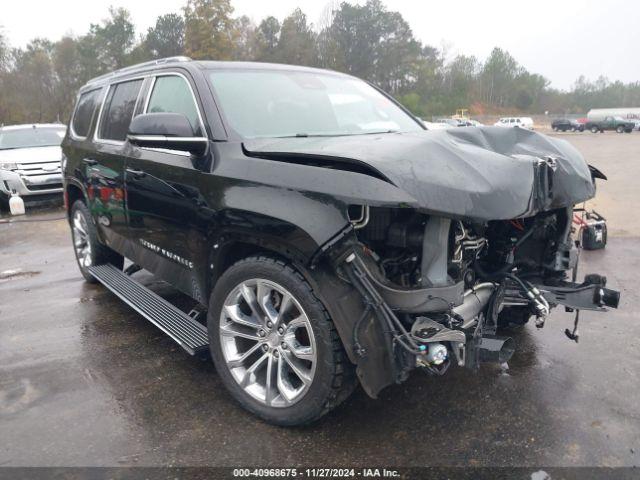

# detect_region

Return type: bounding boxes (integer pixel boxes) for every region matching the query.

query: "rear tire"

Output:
[591,126,599,133]
[207,256,357,426]
[70,200,124,283]
[616,126,624,133]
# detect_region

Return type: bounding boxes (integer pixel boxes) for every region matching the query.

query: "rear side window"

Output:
[146,76,201,136]
[98,79,143,141]
[72,89,100,138]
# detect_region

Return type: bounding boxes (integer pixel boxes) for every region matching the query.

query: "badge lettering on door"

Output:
[139,239,194,269]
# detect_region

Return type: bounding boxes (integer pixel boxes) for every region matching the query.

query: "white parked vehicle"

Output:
[422,120,449,130]
[0,124,66,206]
[494,117,534,130]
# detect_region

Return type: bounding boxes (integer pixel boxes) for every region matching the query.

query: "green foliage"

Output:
[275,9,316,66]
[232,15,257,61]
[146,14,185,59]
[254,17,281,62]
[318,0,422,95]
[0,1,638,125]
[184,0,236,60]
[89,7,136,71]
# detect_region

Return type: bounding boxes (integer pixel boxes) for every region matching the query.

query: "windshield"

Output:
[207,69,423,138]
[0,127,66,150]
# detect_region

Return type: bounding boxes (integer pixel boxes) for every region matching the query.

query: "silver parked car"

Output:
[0,124,66,205]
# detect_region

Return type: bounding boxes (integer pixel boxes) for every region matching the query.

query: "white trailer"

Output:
[587,108,640,122]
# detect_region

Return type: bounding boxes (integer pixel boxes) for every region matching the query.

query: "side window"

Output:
[146,76,202,136]
[98,79,143,141]
[72,89,100,138]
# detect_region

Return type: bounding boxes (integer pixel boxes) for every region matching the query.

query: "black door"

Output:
[125,73,213,302]
[88,78,144,254]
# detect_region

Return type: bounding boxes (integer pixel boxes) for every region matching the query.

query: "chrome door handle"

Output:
[83,158,98,166]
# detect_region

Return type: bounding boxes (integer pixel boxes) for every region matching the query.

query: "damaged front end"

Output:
[321,205,620,398]
[246,127,620,397]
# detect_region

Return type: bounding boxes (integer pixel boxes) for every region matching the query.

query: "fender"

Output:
[63,176,90,214]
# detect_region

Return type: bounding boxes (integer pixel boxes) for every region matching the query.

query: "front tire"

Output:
[616,126,624,133]
[591,126,599,133]
[207,256,357,426]
[70,200,124,282]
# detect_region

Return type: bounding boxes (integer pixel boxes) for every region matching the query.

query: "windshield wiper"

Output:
[275,130,400,139]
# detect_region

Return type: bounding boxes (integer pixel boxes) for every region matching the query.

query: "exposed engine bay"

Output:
[336,204,620,396]
[246,126,621,399]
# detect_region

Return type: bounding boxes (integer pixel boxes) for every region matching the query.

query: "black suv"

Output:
[551,118,584,132]
[62,57,619,425]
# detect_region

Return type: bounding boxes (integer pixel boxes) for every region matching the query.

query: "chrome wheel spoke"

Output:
[72,211,92,267]
[220,323,261,342]
[276,354,296,404]
[220,278,317,408]
[274,292,292,328]
[287,341,314,361]
[264,354,276,406]
[224,304,262,329]
[73,216,87,236]
[281,349,312,386]
[227,341,262,369]
[257,281,278,325]
[240,283,264,322]
[240,352,269,388]
[286,315,306,330]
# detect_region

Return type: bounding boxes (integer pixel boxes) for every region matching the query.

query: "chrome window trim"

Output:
[142,72,207,137]
[93,75,147,145]
[69,87,103,141]
[128,135,209,143]
[137,72,208,156]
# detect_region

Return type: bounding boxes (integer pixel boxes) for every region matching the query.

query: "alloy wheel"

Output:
[219,279,317,407]
[72,210,92,267]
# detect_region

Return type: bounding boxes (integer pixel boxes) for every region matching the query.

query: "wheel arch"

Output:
[64,179,89,219]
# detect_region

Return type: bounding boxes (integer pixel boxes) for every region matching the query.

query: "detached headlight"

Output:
[0,162,17,171]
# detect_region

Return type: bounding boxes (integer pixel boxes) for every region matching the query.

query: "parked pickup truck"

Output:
[585,116,635,133]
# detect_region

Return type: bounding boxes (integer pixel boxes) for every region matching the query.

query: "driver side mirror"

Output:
[127,113,208,156]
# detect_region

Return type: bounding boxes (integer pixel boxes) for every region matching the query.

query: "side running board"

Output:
[87,264,209,355]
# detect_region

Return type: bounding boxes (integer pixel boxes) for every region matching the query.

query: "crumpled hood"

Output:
[0,145,62,164]
[243,127,595,220]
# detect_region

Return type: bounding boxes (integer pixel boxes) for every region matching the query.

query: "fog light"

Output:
[425,343,448,365]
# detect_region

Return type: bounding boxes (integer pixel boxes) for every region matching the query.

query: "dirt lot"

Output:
[1,132,639,468]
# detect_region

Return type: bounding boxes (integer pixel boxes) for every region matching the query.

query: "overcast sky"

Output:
[2,0,638,90]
